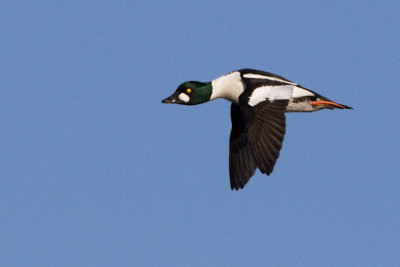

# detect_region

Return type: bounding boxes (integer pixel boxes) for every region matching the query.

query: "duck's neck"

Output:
[191,82,213,105]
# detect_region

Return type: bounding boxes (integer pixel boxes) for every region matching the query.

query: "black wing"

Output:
[229,103,257,190]
[229,100,288,190]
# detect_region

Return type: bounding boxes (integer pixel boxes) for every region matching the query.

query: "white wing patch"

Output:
[178,93,190,103]
[248,85,293,107]
[292,86,315,98]
[243,73,297,85]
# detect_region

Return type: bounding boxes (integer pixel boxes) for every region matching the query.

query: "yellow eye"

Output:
[186,88,192,93]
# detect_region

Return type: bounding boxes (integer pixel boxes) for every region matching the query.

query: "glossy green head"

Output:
[161,81,212,105]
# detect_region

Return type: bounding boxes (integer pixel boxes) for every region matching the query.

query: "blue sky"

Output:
[1,1,399,266]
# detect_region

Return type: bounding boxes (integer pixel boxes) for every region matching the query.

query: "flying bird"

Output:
[162,69,352,190]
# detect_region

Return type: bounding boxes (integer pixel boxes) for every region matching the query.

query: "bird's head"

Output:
[161,81,213,105]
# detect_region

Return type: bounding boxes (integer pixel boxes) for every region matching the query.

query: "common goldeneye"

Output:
[162,69,352,190]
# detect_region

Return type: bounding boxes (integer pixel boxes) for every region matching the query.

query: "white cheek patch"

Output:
[248,85,293,106]
[178,93,190,103]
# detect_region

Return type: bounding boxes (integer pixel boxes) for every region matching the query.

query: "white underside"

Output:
[211,71,316,107]
[286,101,315,112]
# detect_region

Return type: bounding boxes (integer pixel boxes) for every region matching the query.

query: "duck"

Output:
[162,69,352,190]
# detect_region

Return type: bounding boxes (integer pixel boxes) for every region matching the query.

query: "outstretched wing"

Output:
[240,99,288,175]
[229,103,257,190]
[229,86,290,189]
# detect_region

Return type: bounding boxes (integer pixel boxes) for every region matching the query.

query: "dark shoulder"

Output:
[238,68,294,83]
[238,68,296,89]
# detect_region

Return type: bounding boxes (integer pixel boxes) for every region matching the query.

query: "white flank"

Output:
[243,73,297,85]
[178,93,190,103]
[291,86,315,98]
[248,85,293,107]
[211,71,245,103]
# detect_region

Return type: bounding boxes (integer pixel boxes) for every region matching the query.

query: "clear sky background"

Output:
[1,1,399,266]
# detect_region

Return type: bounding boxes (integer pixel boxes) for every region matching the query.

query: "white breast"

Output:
[211,71,245,103]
